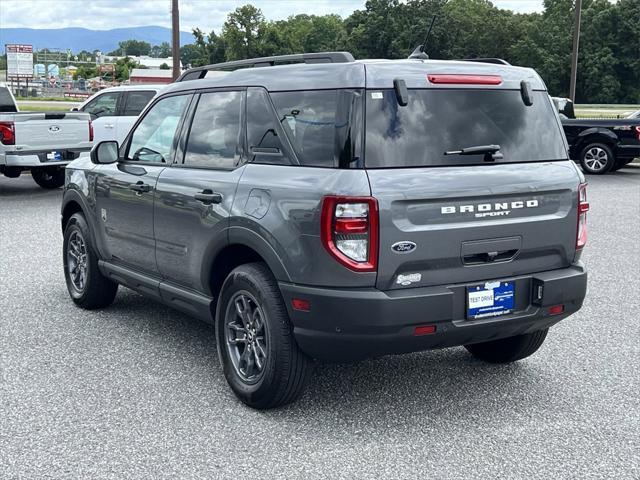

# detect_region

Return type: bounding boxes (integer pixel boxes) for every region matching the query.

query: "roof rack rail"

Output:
[460,58,511,66]
[176,51,356,82]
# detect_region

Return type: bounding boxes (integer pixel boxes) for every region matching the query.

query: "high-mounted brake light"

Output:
[576,183,589,250]
[89,120,94,142]
[427,74,502,85]
[321,196,378,272]
[0,121,15,145]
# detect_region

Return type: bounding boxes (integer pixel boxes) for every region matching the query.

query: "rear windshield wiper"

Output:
[444,144,503,162]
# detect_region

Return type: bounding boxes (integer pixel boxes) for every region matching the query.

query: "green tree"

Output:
[114,57,140,81]
[150,42,172,58]
[180,43,201,68]
[222,5,267,60]
[109,40,152,56]
[190,28,226,66]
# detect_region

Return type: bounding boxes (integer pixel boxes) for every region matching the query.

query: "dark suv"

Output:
[61,52,588,409]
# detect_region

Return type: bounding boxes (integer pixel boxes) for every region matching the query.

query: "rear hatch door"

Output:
[364,86,581,290]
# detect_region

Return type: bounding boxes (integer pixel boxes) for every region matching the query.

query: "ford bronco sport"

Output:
[61,52,588,409]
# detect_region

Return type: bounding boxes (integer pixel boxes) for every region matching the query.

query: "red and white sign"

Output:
[6,44,34,79]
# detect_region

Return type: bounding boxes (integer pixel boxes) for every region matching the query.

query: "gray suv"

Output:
[61,52,588,409]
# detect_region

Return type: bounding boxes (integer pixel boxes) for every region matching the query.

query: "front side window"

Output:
[127,94,189,163]
[365,89,568,168]
[122,90,156,116]
[270,89,363,168]
[82,92,119,118]
[183,91,242,169]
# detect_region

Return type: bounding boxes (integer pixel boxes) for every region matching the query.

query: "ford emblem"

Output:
[391,241,416,254]
[49,125,61,132]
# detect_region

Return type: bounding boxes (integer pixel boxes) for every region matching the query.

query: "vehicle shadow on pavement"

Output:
[103,288,546,426]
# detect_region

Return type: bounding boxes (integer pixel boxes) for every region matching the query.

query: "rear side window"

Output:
[270,89,363,168]
[122,90,156,116]
[365,89,568,168]
[183,91,242,169]
[0,87,17,112]
[246,88,292,165]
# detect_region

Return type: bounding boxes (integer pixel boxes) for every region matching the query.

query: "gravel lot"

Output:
[1,168,639,479]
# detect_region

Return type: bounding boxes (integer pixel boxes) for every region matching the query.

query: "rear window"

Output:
[365,89,567,168]
[270,89,363,168]
[122,90,156,116]
[0,87,17,113]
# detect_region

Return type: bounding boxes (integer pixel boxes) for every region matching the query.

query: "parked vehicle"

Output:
[62,52,588,409]
[0,83,92,188]
[552,97,640,174]
[74,85,163,145]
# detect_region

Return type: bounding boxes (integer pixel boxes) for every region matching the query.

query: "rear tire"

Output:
[32,167,65,189]
[464,328,548,363]
[579,143,614,175]
[63,213,118,309]
[216,262,310,409]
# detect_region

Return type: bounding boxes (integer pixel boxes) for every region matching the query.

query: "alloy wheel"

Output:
[67,230,88,292]
[224,291,269,384]
[584,147,609,172]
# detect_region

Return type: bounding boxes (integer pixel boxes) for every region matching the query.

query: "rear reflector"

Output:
[291,298,311,312]
[414,325,436,336]
[89,120,94,142]
[548,304,564,315]
[427,74,502,85]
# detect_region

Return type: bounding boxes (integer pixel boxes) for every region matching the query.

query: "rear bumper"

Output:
[279,264,587,362]
[0,148,90,167]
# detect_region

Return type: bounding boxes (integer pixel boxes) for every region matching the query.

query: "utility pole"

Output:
[569,0,582,102]
[171,0,180,81]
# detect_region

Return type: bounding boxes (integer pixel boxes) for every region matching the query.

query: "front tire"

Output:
[216,262,310,409]
[580,143,614,174]
[464,328,548,363]
[63,213,118,309]
[32,167,65,189]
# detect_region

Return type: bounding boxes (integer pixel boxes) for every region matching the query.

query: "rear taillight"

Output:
[634,126,640,141]
[321,196,378,272]
[89,120,94,142]
[0,121,15,145]
[576,183,589,250]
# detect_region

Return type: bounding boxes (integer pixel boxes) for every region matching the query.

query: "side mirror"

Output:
[90,140,119,164]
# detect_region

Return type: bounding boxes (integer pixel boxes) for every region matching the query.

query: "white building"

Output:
[102,55,181,69]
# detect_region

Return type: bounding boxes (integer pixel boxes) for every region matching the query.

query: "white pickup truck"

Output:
[0,83,93,189]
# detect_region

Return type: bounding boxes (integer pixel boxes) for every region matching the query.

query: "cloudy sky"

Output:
[1,0,544,32]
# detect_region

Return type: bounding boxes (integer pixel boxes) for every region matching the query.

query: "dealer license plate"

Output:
[46,151,63,161]
[467,280,515,319]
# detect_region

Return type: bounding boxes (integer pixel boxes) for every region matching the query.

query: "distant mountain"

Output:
[0,26,194,54]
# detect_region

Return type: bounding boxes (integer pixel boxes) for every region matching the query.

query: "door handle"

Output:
[194,189,223,205]
[129,181,151,193]
[104,124,115,129]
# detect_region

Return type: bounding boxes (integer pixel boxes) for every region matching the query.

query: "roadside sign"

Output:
[6,44,34,79]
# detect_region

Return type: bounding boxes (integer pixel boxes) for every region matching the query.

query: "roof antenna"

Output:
[408,15,437,60]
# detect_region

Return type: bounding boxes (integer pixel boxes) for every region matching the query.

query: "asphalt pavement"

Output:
[1,169,639,479]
